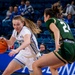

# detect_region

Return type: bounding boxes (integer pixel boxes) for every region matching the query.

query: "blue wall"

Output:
[0,52,75,75]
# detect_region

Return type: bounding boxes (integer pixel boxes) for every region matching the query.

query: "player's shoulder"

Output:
[51,18,57,23]
[46,18,57,25]
[23,26,29,30]
[22,26,31,34]
[22,26,31,32]
[47,18,57,22]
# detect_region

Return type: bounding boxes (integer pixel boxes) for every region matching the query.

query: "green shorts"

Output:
[53,41,75,64]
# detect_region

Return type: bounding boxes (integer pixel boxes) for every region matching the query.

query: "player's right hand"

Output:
[9,49,18,57]
[0,37,7,41]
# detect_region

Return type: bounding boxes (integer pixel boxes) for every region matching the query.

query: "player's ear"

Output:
[47,15,50,19]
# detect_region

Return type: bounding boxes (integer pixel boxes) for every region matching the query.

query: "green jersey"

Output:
[46,18,75,41]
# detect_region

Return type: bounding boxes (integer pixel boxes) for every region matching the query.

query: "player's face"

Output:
[12,20,24,33]
[44,13,49,22]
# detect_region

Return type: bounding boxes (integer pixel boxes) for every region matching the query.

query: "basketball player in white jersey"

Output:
[2,15,41,75]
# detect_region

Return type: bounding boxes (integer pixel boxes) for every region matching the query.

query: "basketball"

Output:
[0,38,8,54]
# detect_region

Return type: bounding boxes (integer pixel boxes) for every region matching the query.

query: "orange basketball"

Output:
[0,38,8,54]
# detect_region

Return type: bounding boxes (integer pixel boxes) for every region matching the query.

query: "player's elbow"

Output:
[28,40,31,45]
[32,61,37,70]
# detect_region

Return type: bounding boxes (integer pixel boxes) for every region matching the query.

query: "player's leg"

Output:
[2,51,26,75]
[50,62,66,75]
[50,67,58,75]
[30,72,34,75]
[26,57,37,75]
[2,60,22,75]
[32,52,67,75]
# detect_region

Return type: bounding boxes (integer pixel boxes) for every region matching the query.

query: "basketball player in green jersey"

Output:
[32,8,75,75]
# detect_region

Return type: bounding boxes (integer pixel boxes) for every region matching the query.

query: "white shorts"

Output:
[13,50,37,73]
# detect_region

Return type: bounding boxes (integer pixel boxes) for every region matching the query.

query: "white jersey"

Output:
[12,26,39,58]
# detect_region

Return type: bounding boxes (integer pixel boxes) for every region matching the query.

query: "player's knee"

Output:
[32,62,36,69]
[32,61,40,69]
[50,66,57,70]
[32,61,42,70]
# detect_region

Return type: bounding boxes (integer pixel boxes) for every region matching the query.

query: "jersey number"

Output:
[60,21,70,32]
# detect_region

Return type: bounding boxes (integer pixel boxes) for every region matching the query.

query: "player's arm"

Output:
[9,34,31,56]
[49,23,60,51]
[0,36,16,47]
[15,34,31,52]
[6,36,16,47]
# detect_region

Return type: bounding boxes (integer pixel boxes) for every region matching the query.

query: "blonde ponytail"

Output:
[24,18,41,34]
[13,15,41,34]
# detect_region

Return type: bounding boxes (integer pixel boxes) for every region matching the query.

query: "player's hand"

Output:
[9,49,19,57]
[54,44,60,52]
[0,37,6,40]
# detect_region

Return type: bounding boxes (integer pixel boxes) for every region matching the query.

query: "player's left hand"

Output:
[9,49,19,57]
[54,44,60,52]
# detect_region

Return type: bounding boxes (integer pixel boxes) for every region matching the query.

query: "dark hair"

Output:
[40,43,47,49]
[44,8,55,17]
[21,0,26,2]
[26,0,30,2]
[37,19,42,22]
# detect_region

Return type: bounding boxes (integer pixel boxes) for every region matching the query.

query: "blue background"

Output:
[0,52,75,75]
